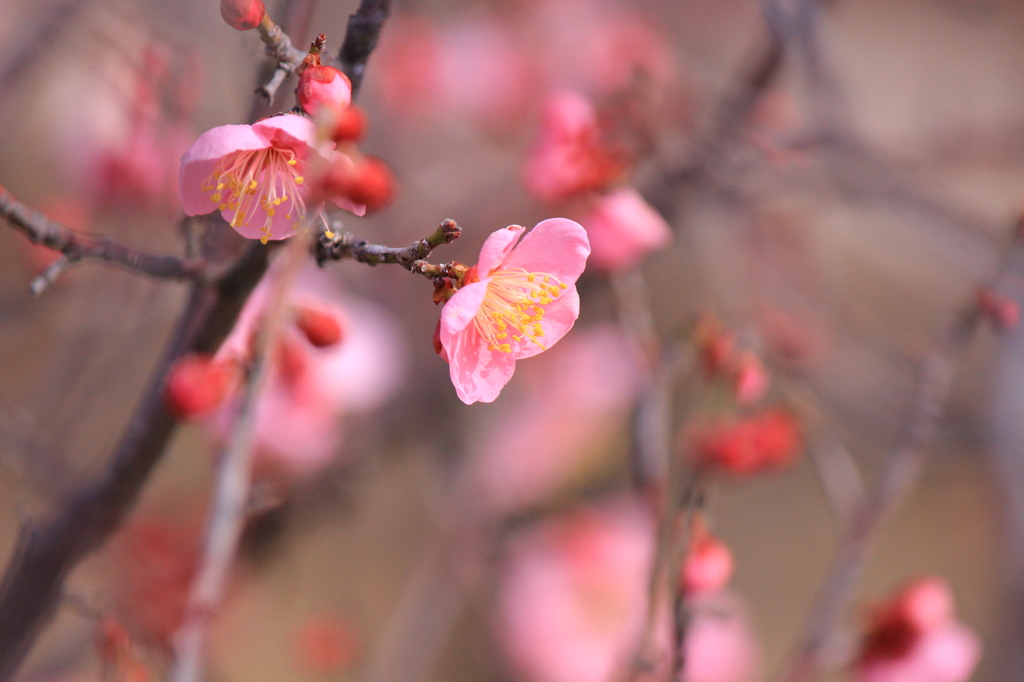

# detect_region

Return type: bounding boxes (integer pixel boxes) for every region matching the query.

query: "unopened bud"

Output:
[295,305,344,347]
[164,354,238,419]
[296,66,352,117]
[681,532,734,596]
[896,577,955,632]
[330,105,367,144]
[342,157,394,213]
[977,288,1019,331]
[220,0,266,31]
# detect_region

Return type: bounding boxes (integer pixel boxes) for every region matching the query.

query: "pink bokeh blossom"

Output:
[467,325,644,512]
[179,114,363,243]
[523,91,621,205]
[581,187,672,271]
[496,499,760,682]
[437,218,590,404]
[211,266,405,476]
[855,577,981,682]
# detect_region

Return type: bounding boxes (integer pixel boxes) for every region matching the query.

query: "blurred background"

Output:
[1,0,1023,680]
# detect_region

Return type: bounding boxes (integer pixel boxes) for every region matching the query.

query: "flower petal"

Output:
[478,224,525,275]
[446,324,517,404]
[511,284,580,360]
[178,124,268,216]
[252,114,333,161]
[502,218,591,283]
[440,280,490,337]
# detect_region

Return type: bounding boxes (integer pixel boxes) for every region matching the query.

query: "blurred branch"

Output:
[337,0,391,96]
[0,0,387,676]
[168,238,305,682]
[776,229,1023,682]
[0,185,210,292]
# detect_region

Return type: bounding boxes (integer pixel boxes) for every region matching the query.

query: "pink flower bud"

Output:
[295,305,345,348]
[220,0,266,31]
[294,616,360,675]
[163,354,238,419]
[682,533,734,596]
[296,66,353,117]
[895,577,955,632]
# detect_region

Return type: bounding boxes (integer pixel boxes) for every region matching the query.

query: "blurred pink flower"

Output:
[855,577,981,682]
[373,15,534,129]
[496,499,655,682]
[497,499,760,682]
[526,0,674,96]
[438,218,590,404]
[524,91,621,205]
[179,115,362,243]
[468,325,644,512]
[211,267,406,476]
[684,592,762,682]
[581,187,672,271]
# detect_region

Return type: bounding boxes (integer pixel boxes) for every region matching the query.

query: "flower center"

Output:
[474,268,568,353]
[201,146,307,244]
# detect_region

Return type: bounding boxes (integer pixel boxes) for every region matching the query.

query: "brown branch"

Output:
[168,238,306,682]
[314,218,462,276]
[0,0,387,676]
[337,0,391,96]
[0,185,208,291]
[254,13,308,103]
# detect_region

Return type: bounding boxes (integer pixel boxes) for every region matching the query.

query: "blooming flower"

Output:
[438,218,590,404]
[581,187,672,271]
[179,114,360,243]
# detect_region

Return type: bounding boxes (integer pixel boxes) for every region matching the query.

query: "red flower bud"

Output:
[220,0,266,31]
[681,532,734,596]
[296,65,352,117]
[164,354,238,419]
[330,105,367,144]
[977,288,1019,331]
[295,305,345,348]
[340,157,394,213]
[695,408,801,475]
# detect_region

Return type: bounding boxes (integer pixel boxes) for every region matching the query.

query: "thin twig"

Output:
[776,231,1022,682]
[168,238,306,682]
[0,185,208,290]
[314,218,462,275]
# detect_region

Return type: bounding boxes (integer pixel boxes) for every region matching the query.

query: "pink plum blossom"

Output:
[581,187,672,271]
[179,114,362,243]
[855,577,981,682]
[496,499,655,682]
[496,499,761,682]
[211,266,405,476]
[466,325,644,513]
[437,218,590,404]
[523,91,621,205]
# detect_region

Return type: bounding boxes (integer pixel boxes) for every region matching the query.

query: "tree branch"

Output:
[337,0,391,96]
[314,218,462,276]
[0,185,208,291]
[775,230,1022,682]
[0,0,388,675]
